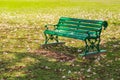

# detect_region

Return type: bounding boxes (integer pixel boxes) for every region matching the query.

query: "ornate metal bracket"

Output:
[44,33,59,44]
[83,37,101,56]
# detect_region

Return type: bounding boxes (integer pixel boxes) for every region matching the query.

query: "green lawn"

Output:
[0,0,120,80]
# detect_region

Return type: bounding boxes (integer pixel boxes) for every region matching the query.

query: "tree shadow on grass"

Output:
[0,51,86,80]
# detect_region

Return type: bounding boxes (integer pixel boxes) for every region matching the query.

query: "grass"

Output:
[0,0,120,80]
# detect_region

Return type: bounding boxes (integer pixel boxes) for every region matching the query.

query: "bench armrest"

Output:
[45,24,57,30]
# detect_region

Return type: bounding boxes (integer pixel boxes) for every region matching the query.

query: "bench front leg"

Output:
[44,33,59,44]
[80,37,106,56]
[44,33,49,44]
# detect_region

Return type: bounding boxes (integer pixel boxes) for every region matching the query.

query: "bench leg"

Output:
[44,33,59,44]
[41,34,65,47]
[80,37,106,56]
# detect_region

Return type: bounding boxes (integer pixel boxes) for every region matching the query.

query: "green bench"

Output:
[43,17,108,56]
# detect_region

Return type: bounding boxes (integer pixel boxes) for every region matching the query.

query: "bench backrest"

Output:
[56,17,108,35]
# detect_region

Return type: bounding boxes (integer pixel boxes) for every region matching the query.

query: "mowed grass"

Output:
[0,0,120,80]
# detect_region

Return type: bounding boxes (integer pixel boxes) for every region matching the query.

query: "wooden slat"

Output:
[78,26,100,31]
[57,27,76,31]
[79,22,101,28]
[59,21,79,25]
[79,19,103,24]
[58,24,79,29]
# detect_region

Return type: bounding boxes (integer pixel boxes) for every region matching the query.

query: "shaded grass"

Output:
[0,0,120,80]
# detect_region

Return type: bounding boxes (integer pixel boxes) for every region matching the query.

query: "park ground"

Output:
[0,0,120,80]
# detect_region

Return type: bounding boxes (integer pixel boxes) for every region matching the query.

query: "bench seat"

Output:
[44,29,98,40]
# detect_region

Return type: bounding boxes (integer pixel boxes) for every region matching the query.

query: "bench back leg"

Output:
[96,37,101,52]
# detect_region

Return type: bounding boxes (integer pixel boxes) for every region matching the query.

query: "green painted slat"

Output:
[79,20,103,24]
[58,24,79,29]
[79,26,101,31]
[57,27,76,31]
[59,21,79,25]
[79,23,101,28]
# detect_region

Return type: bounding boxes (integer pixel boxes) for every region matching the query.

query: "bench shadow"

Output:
[34,44,81,62]
[38,38,120,59]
